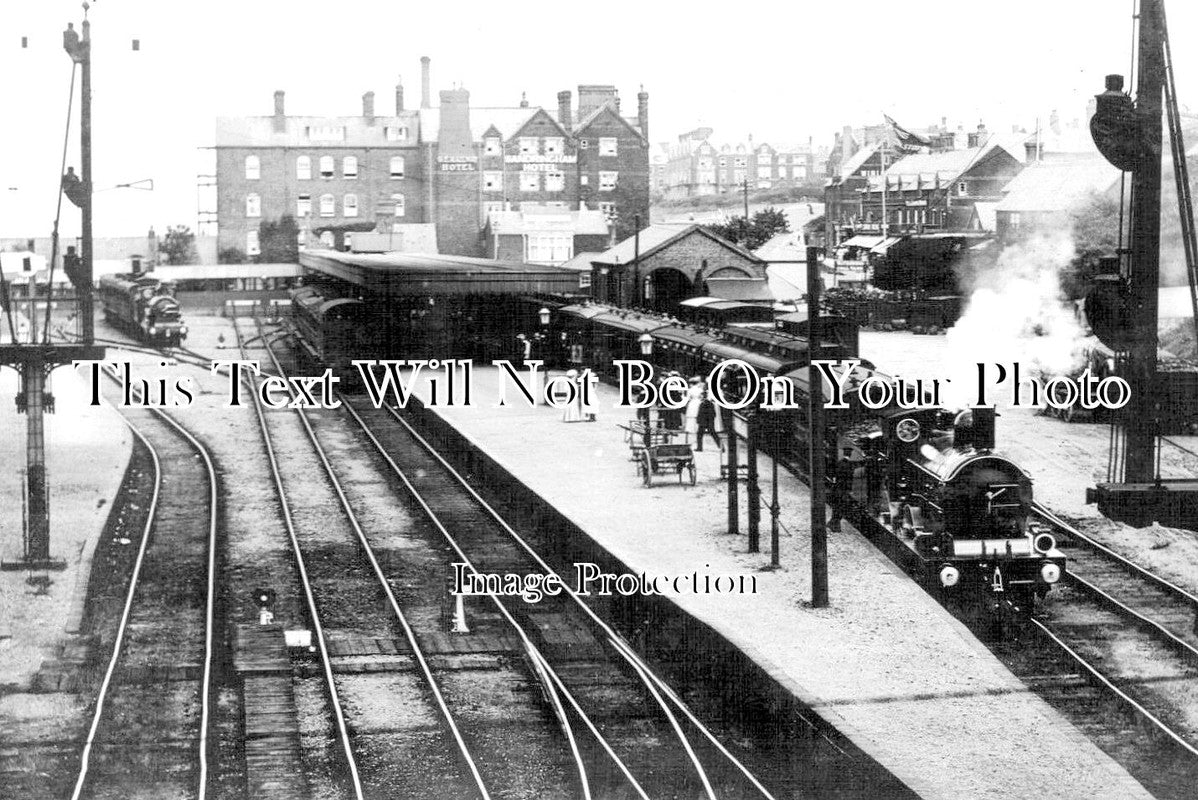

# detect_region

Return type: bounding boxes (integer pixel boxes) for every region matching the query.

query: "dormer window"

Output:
[484,137,502,155]
[519,137,538,155]
[544,137,564,155]
[599,137,617,156]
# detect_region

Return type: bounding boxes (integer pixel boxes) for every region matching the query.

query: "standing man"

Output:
[695,389,721,452]
[827,446,856,532]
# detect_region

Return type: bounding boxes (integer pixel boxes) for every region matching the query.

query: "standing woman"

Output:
[561,369,584,422]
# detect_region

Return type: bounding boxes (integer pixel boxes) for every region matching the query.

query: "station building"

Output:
[213,60,650,264]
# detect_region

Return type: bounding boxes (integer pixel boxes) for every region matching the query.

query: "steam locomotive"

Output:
[98,272,187,345]
[778,367,1066,615]
[288,289,1064,615]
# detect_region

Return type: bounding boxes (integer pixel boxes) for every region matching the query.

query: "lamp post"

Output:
[637,332,653,357]
[746,391,760,553]
[770,420,781,567]
[721,369,739,536]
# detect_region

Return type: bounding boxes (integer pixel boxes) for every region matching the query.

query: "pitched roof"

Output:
[557,251,604,272]
[836,143,879,179]
[573,102,646,142]
[863,138,1024,190]
[591,223,762,266]
[994,156,1121,212]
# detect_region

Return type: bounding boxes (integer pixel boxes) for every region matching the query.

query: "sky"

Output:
[2,0,1195,239]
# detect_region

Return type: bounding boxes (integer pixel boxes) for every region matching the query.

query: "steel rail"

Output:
[72,372,217,800]
[374,399,778,800]
[338,396,653,800]
[245,317,495,800]
[1028,617,1198,759]
[228,317,367,800]
[1033,502,1198,609]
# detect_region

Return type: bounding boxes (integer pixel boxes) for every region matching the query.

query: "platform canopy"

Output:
[300,250,585,297]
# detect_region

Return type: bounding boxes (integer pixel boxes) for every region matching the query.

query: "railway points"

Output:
[401,363,1155,800]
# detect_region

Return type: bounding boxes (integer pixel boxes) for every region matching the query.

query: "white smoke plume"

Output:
[941,231,1088,408]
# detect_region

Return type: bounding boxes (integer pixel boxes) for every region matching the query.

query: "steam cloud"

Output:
[942,231,1088,407]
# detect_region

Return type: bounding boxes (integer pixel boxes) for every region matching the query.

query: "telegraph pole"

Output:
[807,246,828,607]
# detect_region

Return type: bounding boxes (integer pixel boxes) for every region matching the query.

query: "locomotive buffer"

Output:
[1,11,105,571]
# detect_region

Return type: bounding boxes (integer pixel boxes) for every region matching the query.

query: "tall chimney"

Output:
[362,91,375,124]
[421,56,431,109]
[395,76,404,113]
[273,90,285,133]
[557,90,572,129]
[637,86,649,139]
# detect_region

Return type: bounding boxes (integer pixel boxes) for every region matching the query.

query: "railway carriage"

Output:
[98,272,187,345]
[289,286,372,386]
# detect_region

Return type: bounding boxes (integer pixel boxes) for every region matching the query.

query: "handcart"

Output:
[640,442,697,487]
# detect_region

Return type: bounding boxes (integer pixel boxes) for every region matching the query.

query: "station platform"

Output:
[408,365,1151,800]
[0,363,131,688]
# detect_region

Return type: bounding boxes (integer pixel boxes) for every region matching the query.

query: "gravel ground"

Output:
[412,364,1153,800]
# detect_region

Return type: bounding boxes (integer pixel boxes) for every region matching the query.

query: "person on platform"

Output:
[515,333,531,369]
[561,369,584,422]
[661,371,684,431]
[684,375,703,442]
[827,447,856,532]
[695,389,721,452]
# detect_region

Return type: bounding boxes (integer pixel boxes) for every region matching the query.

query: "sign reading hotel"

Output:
[508,154,577,164]
[438,155,477,172]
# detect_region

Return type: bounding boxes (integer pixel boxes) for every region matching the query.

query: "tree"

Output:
[704,206,791,251]
[218,247,247,264]
[1066,191,1121,299]
[160,225,196,265]
[258,215,300,263]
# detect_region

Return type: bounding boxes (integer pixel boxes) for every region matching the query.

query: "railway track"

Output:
[233,316,601,799]
[69,376,219,799]
[252,316,817,799]
[768,441,1198,798]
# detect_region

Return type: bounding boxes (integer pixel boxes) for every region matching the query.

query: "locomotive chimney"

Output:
[973,407,996,451]
[956,408,997,450]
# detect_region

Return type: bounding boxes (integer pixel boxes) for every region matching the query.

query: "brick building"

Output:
[588,223,768,312]
[212,61,650,261]
[661,129,825,200]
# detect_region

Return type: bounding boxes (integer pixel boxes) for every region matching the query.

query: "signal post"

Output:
[1,10,105,571]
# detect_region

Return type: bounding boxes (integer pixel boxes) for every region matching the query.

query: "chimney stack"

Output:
[421,56,431,109]
[273,90,285,133]
[362,91,375,124]
[557,90,573,129]
[395,76,404,113]
[637,86,649,139]
[520,91,529,109]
